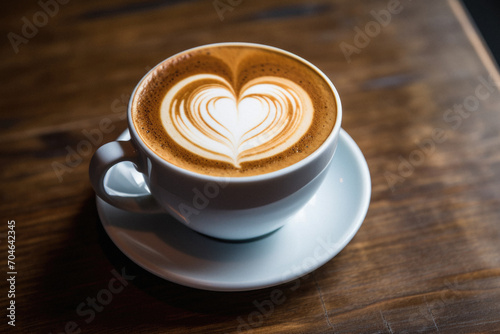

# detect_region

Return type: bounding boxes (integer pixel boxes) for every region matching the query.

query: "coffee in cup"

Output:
[131,44,337,177]
[90,43,342,240]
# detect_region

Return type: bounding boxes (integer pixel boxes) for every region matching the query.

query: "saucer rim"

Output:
[97,128,371,291]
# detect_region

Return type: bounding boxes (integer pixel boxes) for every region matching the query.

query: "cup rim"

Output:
[127,42,342,183]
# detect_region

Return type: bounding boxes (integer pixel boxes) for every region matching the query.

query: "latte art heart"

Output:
[161,74,314,168]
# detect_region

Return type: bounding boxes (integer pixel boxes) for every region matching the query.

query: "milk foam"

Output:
[161,74,314,168]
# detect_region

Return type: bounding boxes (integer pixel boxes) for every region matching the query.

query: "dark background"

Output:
[462,0,500,67]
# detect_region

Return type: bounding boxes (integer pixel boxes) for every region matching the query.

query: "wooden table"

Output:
[2,0,500,332]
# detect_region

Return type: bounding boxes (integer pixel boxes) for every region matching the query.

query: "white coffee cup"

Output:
[89,43,342,240]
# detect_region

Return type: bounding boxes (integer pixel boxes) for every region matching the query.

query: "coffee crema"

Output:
[132,44,337,177]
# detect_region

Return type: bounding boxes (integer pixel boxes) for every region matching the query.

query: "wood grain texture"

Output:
[1,0,500,333]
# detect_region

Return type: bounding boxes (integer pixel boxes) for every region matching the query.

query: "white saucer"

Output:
[96,129,371,291]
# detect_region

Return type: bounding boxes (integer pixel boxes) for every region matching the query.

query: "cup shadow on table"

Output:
[37,181,346,333]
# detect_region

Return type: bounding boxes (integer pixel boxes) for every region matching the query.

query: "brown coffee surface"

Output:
[131,44,337,177]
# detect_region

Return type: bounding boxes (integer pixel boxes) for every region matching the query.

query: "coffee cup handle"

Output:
[89,140,164,213]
